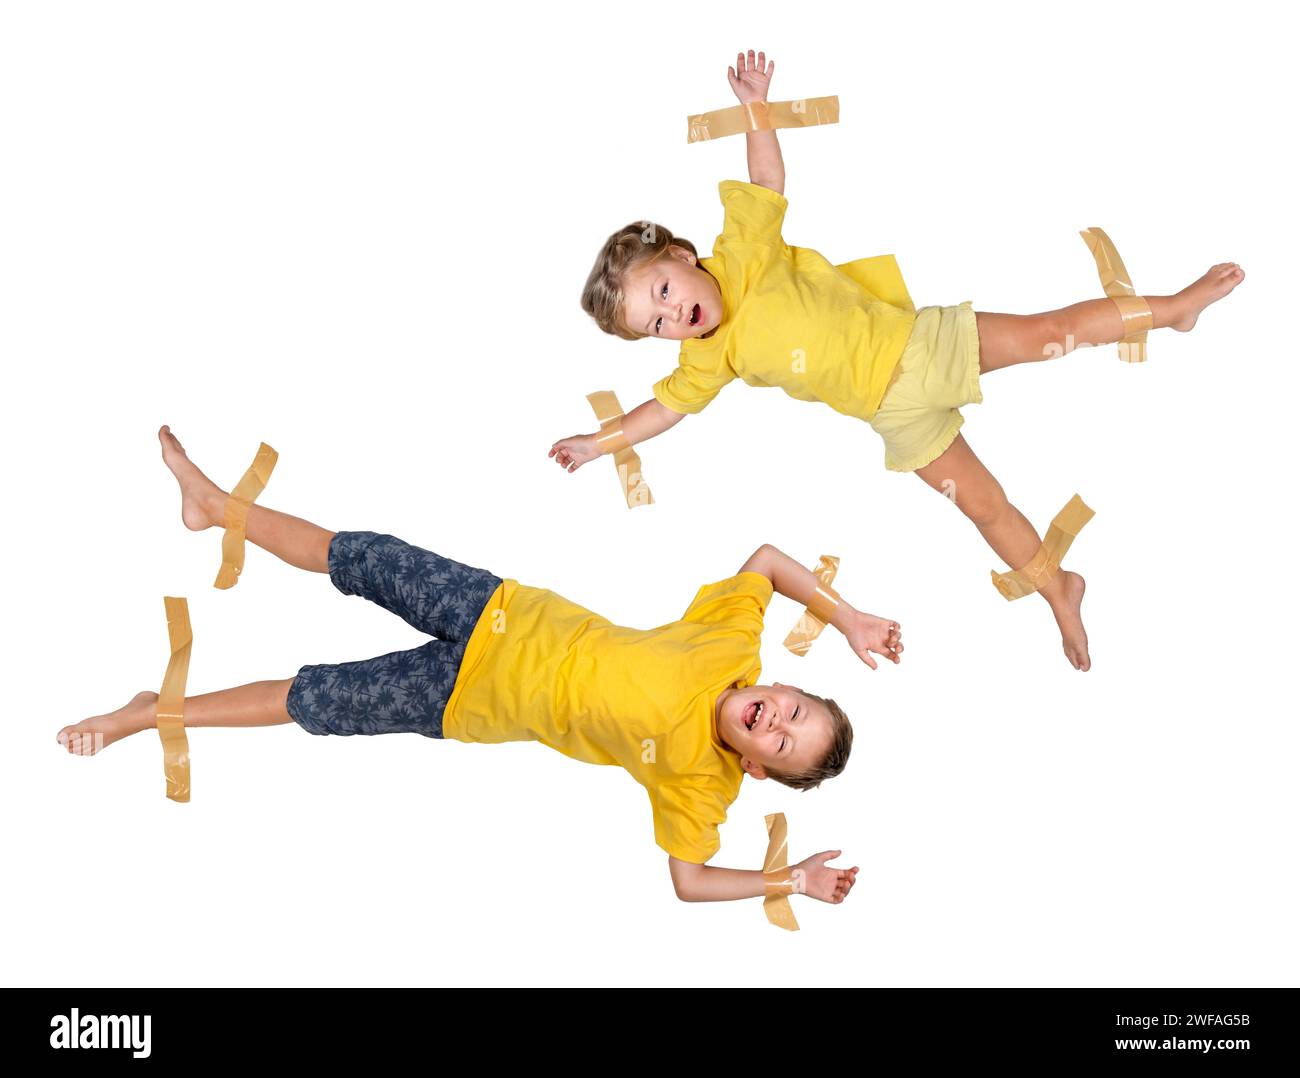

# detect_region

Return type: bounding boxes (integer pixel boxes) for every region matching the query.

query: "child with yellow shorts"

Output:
[57,426,908,908]
[553,49,1245,672]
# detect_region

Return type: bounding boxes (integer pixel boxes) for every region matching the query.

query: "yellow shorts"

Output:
[869,301,982,472]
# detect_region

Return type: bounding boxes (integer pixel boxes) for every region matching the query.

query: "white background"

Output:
[2,0,1295,987]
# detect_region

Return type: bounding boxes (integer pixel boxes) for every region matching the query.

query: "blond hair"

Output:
[580,221,699,340]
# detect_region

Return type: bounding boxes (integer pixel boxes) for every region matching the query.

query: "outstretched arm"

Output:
[741,543,904,669]
[728,49,785,196]
[549,397,685,473]
[668,852,857,903]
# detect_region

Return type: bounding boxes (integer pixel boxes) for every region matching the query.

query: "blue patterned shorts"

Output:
[285,531,503,738]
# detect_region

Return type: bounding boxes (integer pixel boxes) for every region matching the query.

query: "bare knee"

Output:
[959,481,1012,530]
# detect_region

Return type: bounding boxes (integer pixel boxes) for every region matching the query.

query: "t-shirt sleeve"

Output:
[680,571,774,629]
[716,179,789,249]
[652,351,736,415]
[650,782,732,864]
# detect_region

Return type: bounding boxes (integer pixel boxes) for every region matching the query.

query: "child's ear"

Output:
[743,759,768,781]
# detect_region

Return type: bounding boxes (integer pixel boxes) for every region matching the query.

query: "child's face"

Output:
[715,682,835,779]
[621,245,723,340]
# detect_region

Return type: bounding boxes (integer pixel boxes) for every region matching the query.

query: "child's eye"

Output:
[661,282,669,300]
[655,316,663,334]
[780,737,787,753]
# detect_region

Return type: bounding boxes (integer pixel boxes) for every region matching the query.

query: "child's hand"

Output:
[794,851,859,905]
[727,49,774,105]
[549,434,601,473]
[843,611,903,670]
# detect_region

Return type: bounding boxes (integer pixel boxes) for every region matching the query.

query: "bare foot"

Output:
[1170,263,1245,332]
[57,691,158,755]
[159,425,227,531]
[1047,571,1090,671]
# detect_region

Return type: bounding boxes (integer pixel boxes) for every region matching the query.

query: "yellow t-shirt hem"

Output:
[658,837,719,864]
[651,378,701,416]
[440,578,509,742]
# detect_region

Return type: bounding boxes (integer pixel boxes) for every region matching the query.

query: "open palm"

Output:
[727,49,774,104]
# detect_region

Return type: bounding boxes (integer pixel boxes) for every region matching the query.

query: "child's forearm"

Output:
[670,861,767,902]
[620,397,687,445]
[551,399,683,474]
[745,129,785,194]
[742,544,858,631]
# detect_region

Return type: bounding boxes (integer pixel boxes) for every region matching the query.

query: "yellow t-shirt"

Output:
[441,570,775,864]
[653,179,918,420]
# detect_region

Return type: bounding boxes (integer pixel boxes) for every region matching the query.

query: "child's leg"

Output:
[161,424,502,641]
[915,435,1091,671]
[57,680,294,755]
[159,425,334,573]
[60,429,492,756]
[58,629,467,754]
[977,263,1244,373]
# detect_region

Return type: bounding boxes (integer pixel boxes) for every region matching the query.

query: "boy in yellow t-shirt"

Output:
[58,427,906,908]
[556,49,1245,674]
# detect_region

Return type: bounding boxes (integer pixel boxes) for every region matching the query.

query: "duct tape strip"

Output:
[687,95,839,143]
[991,495,1095,600]
[762,812,800,932]
[586,391,654,508]
[156,596,193,802]
[1080,227,1153,363]
[783,554,841,656]
[215,442,278,589]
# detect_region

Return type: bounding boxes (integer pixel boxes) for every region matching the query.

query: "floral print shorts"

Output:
[285,531,502,739]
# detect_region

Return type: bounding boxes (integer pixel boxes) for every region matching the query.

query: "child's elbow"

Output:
[668,857,704,901]
[741,544,776,576]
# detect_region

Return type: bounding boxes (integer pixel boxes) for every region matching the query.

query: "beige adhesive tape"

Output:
[687,95,839,143]
[991,495,1095,600]
[214,442,278,589]
[1080,227,1153,363]
[762,812,800,932]
[586,391,653,509]
[783,554,841,656]
[156,596,193,803]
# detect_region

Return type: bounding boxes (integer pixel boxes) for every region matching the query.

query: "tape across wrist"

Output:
[215,442,278,589]
[991,494,1095,600]
[762,812,799,932]
[593,418,630,457]
[156,596,193,802]
[784,554,842,656]
[807,582,843,625]
[687,95,839,143]
[586,390,653,508]
[1080,227,1153,363]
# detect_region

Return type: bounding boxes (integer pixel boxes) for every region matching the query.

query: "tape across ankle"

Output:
[215,442,278,589]
[991,495,1095,601]
[784,555,841,656]
[586,390,654,509]
[1080,227,1153,363]
[762,812,800,932]
[687,95,839,143]
[156,596,193,803]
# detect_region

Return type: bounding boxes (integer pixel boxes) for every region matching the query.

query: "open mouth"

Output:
[743,699,765,732]
[689,303,701,326]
